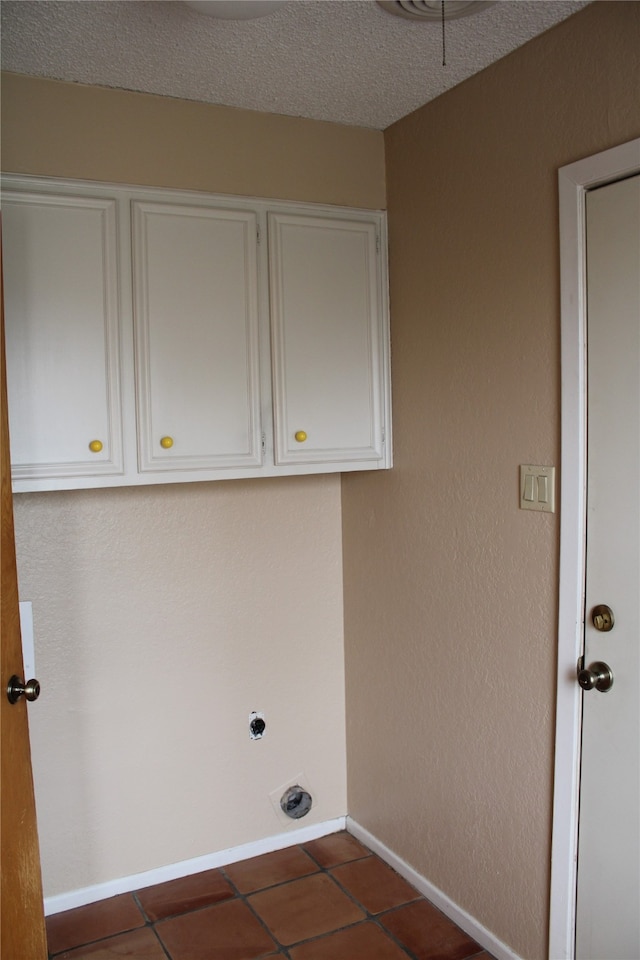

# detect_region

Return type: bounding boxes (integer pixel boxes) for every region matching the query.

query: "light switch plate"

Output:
[520,465,555,513]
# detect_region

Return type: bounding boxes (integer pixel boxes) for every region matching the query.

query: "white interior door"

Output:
[575,174,640,959]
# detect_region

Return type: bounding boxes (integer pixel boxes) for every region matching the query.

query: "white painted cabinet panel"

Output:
[269,214,385,465]
[2,176,391,491]
[2,192,123,481]
[132,202,262,472]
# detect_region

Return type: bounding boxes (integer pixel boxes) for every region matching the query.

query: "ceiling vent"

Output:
[377,1,494,21]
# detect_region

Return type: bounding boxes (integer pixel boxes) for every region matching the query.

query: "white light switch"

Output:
[538,475,549,503]
[524,473,536,502]
[520,465,555,513]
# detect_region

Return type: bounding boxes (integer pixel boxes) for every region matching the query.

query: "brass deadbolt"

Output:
[591,604,615,632]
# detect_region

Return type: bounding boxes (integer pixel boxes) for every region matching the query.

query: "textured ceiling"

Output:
[1,0,589,130]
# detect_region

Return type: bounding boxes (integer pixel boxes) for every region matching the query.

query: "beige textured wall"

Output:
[2,75,385,897]
[16,479,346,895]
[1,73,385,208]
[342,4,640,959]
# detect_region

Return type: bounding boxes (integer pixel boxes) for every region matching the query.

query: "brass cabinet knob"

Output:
[160,436,174,449]
[294,431,307,443]
[88,439,103,453]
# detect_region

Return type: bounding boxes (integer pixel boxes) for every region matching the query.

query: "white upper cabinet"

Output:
[2,176,391,491]
[2,191,124,482]
[132,202,262,472]
[269,213,385,466]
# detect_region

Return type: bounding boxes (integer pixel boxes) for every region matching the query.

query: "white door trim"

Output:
[549,137,640,960]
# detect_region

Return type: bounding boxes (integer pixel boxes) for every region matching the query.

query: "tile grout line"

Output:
[311,849,423,960]
[219,864,293,958]
[325,844,490,960]
[301,842,487,960]
[48,893,153,958]
[148,923,175,960]
[219,839,375,958]
[219,842,378,958]
[249,842,422,959]
[131,891,173,960]
[290,843,391,955]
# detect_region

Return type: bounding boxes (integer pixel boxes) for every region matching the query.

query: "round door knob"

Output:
[577,661,614,693]
[7,675,41,705]
[294,431,307,443]
[88,439,103,453]
[160,436,174,449]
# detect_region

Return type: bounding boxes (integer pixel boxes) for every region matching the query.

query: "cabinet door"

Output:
[3,193,123,481]
[268,213,386,466]
[132,202,262,472]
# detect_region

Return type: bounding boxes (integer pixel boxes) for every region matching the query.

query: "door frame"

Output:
[549,137,640,960]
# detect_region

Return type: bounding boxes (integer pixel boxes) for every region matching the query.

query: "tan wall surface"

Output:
[2,75,385,897]
[342,3,640,959]
[16,478,346,895]
[1,73,385,208]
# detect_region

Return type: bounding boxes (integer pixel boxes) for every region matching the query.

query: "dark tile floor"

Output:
[46,831,495,960]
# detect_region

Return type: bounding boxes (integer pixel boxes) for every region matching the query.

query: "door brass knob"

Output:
[577,661,614,693]
[7,675,41,704]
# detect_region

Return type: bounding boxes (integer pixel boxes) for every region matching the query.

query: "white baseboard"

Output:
[44,815,346,916]
[347,817,521,960]
[46,813,522,960]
